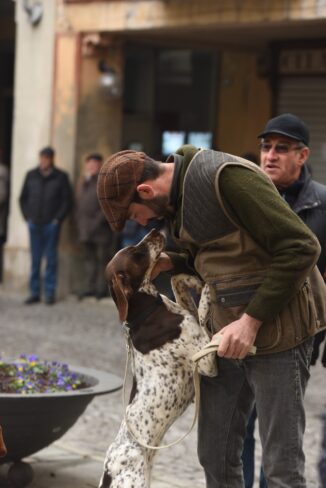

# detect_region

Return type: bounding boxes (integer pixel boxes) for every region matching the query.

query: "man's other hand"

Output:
[151,253,173,280]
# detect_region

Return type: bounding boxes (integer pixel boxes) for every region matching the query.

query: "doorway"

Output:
[122,44,218,159]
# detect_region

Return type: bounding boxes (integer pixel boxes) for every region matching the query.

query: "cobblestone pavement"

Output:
[0,291,325,487]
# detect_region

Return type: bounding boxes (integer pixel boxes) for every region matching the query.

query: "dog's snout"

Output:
[147,229,161,239]
[148,229,165,244]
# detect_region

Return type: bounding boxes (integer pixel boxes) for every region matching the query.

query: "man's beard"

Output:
[140,195,175,220]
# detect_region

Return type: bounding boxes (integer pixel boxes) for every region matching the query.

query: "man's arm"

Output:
[19,174,29,221]
[216,165,320,358]
[220,166,320,322]
[55,173,73,222]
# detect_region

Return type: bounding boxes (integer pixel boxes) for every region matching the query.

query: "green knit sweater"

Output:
[168,145,319,322]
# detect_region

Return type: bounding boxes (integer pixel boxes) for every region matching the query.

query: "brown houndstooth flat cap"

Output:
[97,150,146,231]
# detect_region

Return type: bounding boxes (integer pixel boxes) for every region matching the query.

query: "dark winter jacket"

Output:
[281,164,326,365]
[76,175,113,244]
[286,165,326,276]
[19,167,72,225]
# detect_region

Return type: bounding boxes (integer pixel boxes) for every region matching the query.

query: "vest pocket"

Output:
[215,284,260,308]
[209,274,265,332]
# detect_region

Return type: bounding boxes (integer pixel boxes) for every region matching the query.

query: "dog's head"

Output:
[106,229,165,321]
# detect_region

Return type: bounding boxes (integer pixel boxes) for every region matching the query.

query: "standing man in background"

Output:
[76,153,116,300]
[19,146,72,305]
[259,113,326,364]
[242,113,326,487]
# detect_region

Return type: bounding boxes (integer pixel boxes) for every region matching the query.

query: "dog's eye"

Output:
[117,273,127,285]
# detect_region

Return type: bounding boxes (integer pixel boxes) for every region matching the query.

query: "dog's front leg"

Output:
[99,419,152,488]
[171,274,204,319]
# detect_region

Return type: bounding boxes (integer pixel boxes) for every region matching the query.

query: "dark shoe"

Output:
[45,296,56,305]
[24,296,40,305]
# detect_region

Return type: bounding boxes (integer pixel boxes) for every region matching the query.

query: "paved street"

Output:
[0,290,325,487]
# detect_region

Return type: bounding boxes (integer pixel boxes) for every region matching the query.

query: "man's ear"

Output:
[298,147,310,167]
[111,273,133,322]
[136,183,155,201]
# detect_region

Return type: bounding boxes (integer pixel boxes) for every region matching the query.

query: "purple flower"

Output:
[28,355,38,362]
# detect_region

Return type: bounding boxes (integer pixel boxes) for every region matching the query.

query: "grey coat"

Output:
[289,164,326,365]
[76,175,113,244]
[292,165,326,275]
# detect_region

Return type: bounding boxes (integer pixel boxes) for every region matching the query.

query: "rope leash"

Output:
[191,334,256,362]
[122,332,256,451]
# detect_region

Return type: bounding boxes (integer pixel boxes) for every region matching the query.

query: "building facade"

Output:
[4,0,326,293]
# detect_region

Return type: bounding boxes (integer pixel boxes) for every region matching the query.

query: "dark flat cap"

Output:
[97,150,145,231]
[258,113,309,146]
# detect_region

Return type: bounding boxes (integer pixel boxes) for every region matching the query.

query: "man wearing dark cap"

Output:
[97,143,326,487]
[242,113,326,488]
[259,113,326,366]
[20,146,72,304]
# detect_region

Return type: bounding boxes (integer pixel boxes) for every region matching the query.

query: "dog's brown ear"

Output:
[111,273,131,322]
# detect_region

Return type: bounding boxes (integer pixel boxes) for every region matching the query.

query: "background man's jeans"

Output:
[242,406,267,488]
[198,338,313,488]
[28,221,60,298]
[319,411,326,487]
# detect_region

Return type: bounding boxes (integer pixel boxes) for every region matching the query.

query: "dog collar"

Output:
[125,294,164,329]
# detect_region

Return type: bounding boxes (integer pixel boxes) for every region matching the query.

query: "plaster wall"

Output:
[60,0,326,33]
[75,46,123,175]
[4,1,56,291]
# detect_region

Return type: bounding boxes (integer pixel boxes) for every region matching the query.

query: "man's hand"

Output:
[215,313,262,359]
[151,253,173,280]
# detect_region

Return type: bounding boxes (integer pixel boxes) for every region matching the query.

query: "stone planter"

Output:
[0,365,122,486]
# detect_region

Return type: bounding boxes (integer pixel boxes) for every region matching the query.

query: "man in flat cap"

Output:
[97,141,326,487]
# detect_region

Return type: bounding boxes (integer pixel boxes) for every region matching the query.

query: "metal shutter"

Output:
[277,77,326,184]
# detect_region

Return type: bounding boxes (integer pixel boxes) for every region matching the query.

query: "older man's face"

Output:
[260,135,309,189]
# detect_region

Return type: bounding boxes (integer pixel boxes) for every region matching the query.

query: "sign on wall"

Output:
[279,49,326,75]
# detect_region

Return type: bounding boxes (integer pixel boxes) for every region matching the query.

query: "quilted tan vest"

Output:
[171,149,326,354]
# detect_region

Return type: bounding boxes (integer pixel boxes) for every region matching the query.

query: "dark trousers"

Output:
[319,411,326,487]
[198,339,313,488]
[242,407,268,488]
[81,242,111,297]
[28,221,60,298]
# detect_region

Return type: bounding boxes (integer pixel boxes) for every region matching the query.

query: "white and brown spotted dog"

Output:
[99,229,216,488]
